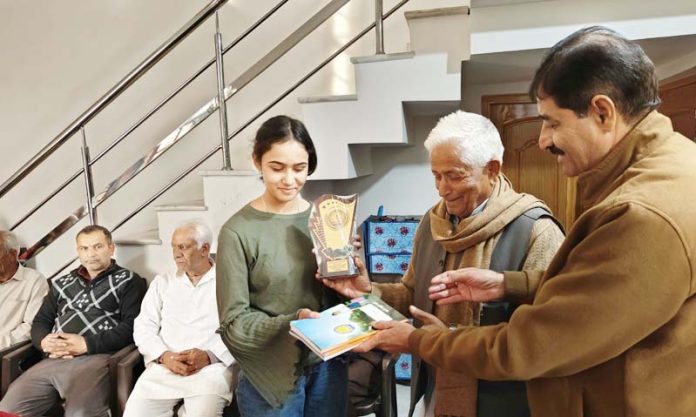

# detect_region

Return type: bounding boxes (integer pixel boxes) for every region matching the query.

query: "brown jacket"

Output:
[409,111,696,417]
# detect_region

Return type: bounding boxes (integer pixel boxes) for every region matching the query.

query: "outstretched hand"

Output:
[408,305,446,331]
[428,268,505,305]
[353,319,415,354]
[320,256,372,299]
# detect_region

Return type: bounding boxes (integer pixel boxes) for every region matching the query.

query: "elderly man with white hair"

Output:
[325,110,565,417]
[123,220,236,417]
[0,230,48,349]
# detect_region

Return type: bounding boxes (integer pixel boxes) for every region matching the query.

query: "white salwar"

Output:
[125,265,235,417]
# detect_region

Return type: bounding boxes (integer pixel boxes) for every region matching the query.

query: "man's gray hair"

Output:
[0,230,20,259]
[175,219,213,249]
[424,110,504,168]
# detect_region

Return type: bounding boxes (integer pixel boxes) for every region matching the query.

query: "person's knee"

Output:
[182,395,228,417]
[0,375,58,416]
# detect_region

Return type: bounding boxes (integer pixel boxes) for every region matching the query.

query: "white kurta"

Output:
[131,265,235,400]
[0,265,48,349]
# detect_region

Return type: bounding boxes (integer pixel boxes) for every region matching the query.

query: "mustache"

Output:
[546,145,565,156]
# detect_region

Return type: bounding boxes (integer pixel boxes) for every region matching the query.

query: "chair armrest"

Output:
[108,344,137,417]
[0,341,31,359]
[115,348,144,417]
[1,342,37,398]
[380,355,397,417]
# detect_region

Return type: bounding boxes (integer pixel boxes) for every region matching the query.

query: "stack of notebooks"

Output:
[290,295,406,360]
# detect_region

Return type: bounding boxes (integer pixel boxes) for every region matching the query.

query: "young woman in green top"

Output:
[216,115,348,416]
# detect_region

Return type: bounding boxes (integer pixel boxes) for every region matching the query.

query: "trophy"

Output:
[309,194,359,279]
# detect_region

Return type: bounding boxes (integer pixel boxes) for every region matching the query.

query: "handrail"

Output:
[46,0,412,279]
[21,0,352,263]
[9,0,290,231]
[0,0,228,200]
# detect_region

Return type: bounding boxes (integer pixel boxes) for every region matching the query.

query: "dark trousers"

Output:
[0,354,110,417]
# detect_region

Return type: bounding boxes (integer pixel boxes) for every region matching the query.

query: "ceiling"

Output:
[462,33,696,85]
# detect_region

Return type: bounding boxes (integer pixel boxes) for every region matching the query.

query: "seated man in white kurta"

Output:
[123,220,236,417]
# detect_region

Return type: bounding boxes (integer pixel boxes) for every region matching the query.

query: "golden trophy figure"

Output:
[309,194,359,279]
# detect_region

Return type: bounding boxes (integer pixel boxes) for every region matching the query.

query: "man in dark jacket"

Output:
[0,225,147,417]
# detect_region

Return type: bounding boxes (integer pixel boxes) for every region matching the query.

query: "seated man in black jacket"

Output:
[0,225,147,417]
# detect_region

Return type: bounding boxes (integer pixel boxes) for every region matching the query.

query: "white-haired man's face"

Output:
[430,142,499,219]
[171,227,210,277]
[0,245,18,282]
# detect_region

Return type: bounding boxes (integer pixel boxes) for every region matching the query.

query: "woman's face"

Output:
[254,139,310,205]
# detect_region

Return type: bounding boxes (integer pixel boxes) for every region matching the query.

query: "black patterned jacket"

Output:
[31,261,147,354]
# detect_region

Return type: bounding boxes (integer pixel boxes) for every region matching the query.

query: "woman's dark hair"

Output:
[253,115,317,175]
[529,26,660,121]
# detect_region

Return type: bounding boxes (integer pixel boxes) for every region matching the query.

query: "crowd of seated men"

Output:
[0,221,237,417]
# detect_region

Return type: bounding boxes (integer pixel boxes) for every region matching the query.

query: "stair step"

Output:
[115,230,162,246]
[404,6,470,20]
[153,200,207,212]
[298,94,358,104]
[350,51,414,65]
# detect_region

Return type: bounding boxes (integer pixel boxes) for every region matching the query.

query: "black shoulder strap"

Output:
[489,206,561,273]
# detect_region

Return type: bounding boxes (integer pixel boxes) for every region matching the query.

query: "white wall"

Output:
[0,0,461,274]
[2,0,695,275]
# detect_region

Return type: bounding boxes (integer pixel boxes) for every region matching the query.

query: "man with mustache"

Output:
[325,110,565,417]
[0,225,146,417]
[356,26,696,416]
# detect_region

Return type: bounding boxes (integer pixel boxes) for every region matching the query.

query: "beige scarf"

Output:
[430,175,549,417]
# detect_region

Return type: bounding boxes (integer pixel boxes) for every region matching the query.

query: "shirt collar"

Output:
[0,263,23,283]
[76,259,117,282]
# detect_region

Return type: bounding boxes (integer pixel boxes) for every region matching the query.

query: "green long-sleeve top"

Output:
[216,204,325,408]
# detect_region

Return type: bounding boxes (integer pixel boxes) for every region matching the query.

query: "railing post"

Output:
[375,0,385,54]
[80,127,97,225]
[214,12,232,170]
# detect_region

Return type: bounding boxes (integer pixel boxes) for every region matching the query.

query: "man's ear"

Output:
[589,95,617,131]
[485,160,501,179]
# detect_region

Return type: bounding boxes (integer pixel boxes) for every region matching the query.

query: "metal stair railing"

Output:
[0,0,229,200]
[8,0,291,231]
[4,0,410,277]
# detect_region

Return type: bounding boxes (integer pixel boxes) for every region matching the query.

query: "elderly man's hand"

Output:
[160,351,195,376]
[320,256,372,299]
[353,320,416,354]
[429,268,504,305]
[180,348,211,375]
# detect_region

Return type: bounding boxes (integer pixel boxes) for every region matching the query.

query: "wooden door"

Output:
[482,94,577,228]
[659,67,696,140]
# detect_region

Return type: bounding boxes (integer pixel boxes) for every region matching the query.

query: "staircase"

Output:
[112,5,469,279]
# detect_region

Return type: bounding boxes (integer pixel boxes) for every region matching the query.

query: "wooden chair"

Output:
[1,343,137,417]
[0,341,31,400]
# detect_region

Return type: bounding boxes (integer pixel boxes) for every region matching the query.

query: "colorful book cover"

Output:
[290,295,406,361]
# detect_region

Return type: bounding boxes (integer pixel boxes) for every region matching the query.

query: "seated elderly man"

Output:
[0,225,147,417]
[0,230,48,349]
[325,110,565,417]
[123,220,236,417]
